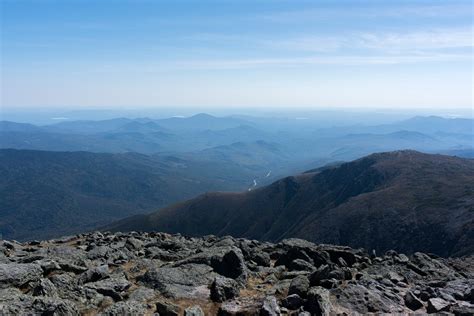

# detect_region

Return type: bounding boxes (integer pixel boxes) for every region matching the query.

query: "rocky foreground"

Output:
[0,232,473,315]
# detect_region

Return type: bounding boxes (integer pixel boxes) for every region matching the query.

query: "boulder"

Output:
[305,287,332,316]
[33,278,58,297]
[281,294,304,310]
[404,291,424,311]
[0,263,42,289]
[140,263,215,298]
[309,264,332,286]
[288,275,310,298]
[78,265,109,284]
[288,259,315,272]
[210,276,240,302]
[427,298,451,313]
[85,277,131,301]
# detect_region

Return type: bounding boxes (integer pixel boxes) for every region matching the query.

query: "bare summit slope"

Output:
[107,151,474,256]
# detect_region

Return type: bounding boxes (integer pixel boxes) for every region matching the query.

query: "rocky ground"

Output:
[0,232,473,315]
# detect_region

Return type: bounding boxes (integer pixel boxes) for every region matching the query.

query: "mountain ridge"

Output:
[107,150,474,257]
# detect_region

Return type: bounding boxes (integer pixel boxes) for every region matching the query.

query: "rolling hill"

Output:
[107,150,474,257]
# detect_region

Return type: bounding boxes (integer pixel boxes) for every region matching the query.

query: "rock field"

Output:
[0,231,473,315]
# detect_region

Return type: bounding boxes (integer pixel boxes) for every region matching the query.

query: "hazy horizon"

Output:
[1,106,472,126]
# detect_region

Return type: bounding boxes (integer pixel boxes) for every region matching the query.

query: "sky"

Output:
[1,0,473,111]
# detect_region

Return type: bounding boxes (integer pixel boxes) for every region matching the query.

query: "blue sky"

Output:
[1,0,472,110]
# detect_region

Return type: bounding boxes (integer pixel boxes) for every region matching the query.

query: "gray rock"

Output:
[33,278,58,297]
[156,300,180,316]
[288,259,315,272]
[404,291,424,311]
[210,275,240,302]
[306,286,332,316]
[309,264,332,286]
[128,286,156,302]
[260,296,280,316]
[251,252,271,267]
[288,275,310,298]
[78,264,109,284]
[31,297,80,316]
[0,263,42,288]
[140,263,215,298]
[219,298,262,315]
[185,305,205,316]
[85,277,131,301]
[125,237,144,250]
[102,301,148,315]
[427,297,451,313]
[282,293,304,310]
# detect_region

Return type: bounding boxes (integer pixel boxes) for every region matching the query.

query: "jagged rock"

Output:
[85,277,131,301]
[156,301,180,316]
[0,263,42,288]
[78,265,109,284]
[102,301,148,315]
[306,286,332,316]
[185,305,205,316]
[210,275,240,302]
[125,237,144,250]
[59,262,88,274]
[251,252,271,267]
[288,259,315,272]
[212,248,247,281]
[38,259,61,274]
[282,293,304,310]
[260,296,280,316]
[404,291,424,311]
[128,286,156,302]
[451,303,474,316]
[308,264,332,286]
[427,297,451,313]
[140,263,215,298]
[33,278,58,297]
[288,275,310,297]
[173,246,247,281]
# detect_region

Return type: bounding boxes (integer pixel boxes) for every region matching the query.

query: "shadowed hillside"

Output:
[107,151,474,257]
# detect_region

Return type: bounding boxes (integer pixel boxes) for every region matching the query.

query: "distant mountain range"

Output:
[107,150,474,257]
[1,115,472,161]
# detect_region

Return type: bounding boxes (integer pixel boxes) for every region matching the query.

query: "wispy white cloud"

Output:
[269,27,473,53]
[172,53,471,70]
[257,3,473,22]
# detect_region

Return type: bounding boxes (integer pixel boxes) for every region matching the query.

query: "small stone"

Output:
[185,305,205,316]
[260,296,280,316]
